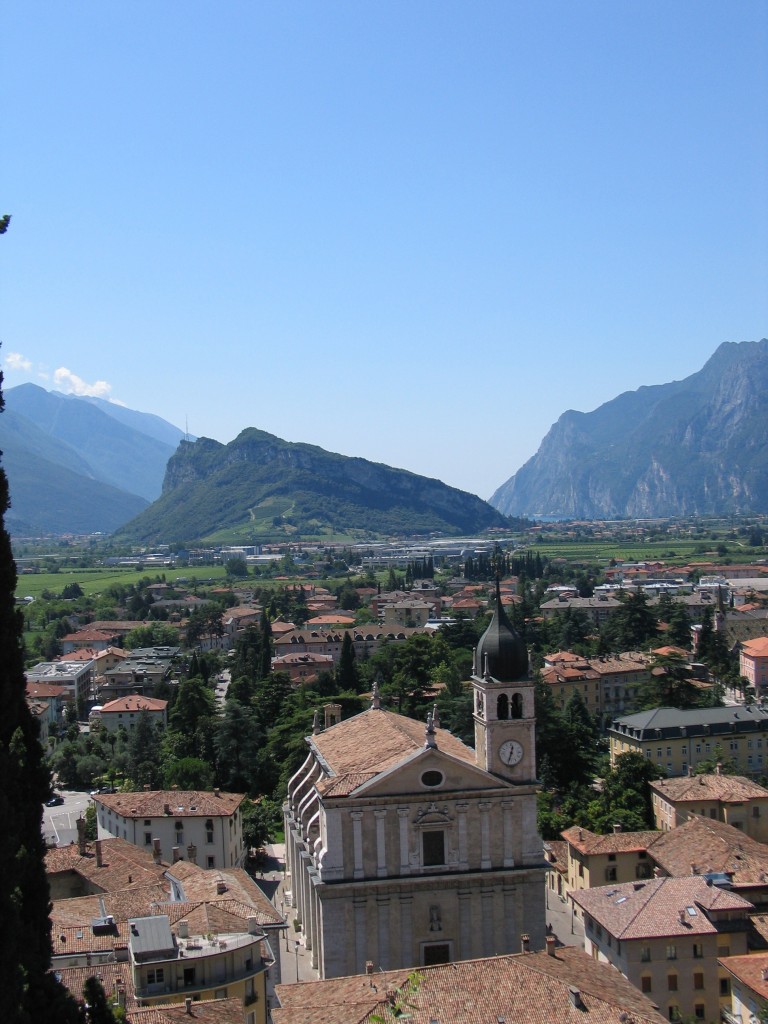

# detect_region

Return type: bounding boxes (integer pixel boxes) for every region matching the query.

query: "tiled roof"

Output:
[650,773,768,804]
[100,695,168,713]
[742,636,768,657]
[570,875,753,940]
[127,997,244,1024]
[719,952,768,1000]
[54,963,135,1010]
[94,790,244,818]
[46,837,168,891]
[562,826,658,855]
[272,947,666,1024]
[25,681,68,698]
[310,708,476,780]
[167,864,283,926]
[51,883,171,931]
[647,815,768,886]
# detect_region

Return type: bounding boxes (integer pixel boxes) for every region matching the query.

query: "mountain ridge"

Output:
[490,339,768,519]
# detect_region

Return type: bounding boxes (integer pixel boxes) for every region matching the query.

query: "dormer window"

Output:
[421,771,444,789]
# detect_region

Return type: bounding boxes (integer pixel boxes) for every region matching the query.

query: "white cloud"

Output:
[4,352,33,372]
[53,367,112,398]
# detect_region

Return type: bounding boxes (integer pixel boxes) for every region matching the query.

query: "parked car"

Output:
[45,794,64,807]
[89,786,117,796]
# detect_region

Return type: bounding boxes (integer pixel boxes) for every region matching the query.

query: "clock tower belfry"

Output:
[472,579,536,783]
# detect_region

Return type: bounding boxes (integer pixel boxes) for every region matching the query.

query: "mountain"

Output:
[4,384,183,502]
[117,428,511,544]
[490,339,768,519]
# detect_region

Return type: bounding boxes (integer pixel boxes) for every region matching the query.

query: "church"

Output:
[283,585,546,978]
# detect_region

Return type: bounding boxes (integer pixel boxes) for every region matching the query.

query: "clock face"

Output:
[499,739,524,766]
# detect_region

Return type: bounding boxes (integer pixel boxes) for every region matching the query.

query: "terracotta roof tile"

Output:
[94,790,245,818]
[648,814,768,886]
[310,709,475,780]
[127,997,244,1024]
[651,773,768,804]
[46,837,168,891]
[273,947,665,1024]
[571,875,753,941]
[562,826,659,855]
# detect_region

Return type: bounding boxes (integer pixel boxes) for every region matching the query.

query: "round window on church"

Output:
[421,770,444,788]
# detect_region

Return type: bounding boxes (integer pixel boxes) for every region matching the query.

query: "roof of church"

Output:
[272,946,666,1024]
[475,579,528,682]
[311,708,476,794]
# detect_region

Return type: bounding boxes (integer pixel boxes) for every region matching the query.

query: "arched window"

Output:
[497,694,509,720]
[511,693,523,719]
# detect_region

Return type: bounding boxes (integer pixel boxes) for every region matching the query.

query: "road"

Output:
[43,789,91,848]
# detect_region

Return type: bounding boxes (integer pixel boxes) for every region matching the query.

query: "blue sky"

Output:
[3,2,766,500]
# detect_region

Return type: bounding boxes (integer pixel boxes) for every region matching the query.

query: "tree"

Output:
[601,591,658,651]
[596,752,664,832]
[127,711,163,787]
[336,632,359,692]
[82,975,120,1023]
[0,353,80,1019]
[163,756,214,790]
[225,556,249,578]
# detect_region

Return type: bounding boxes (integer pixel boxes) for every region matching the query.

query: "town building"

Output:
[270,651,335,685]
[719,952,768,1024]
[26,659,93,708]
[93,790,246,869]
[740,636,768,695]
[283,585,545,979]
[100,647,179,701]
[650,772,768,841]
[92,694,169,734]
[608,705,768,777]
[561,825,658,894]
[571,875,753,1023]
[271,945,666,1024]
[48,838,281,1023]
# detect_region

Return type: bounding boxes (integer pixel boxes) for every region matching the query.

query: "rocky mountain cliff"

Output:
[117,428,511,544]
[491,339,768,519]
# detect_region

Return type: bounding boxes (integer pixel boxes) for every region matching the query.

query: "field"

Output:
[15,564,232,601]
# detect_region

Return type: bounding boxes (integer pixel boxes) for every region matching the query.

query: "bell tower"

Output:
[472,579,536,783]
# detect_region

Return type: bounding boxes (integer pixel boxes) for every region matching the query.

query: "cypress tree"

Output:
[0,368,80,1020]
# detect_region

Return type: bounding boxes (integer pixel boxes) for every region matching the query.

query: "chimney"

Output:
[178,920,189,939]
[716,762,722,775]
[691,863,697,875]
[568,987,584,1010]
[546,935,557,957]
[520,934,530,953]
[95,840,103,867]
[172,846,181,863]
[186,843,197,865]
[185,996,193,1015]
[216,880,227,895]
[114,979,126,1009]
[366,960,374,975]
[247,916,259,935]
[152,838,162,863]
[214,788,220,797]
[612,823,622,834]
[164,803,171,815]
[76,816,87,857]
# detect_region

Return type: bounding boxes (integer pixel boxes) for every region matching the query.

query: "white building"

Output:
[93,790,246,870]
[93,694,168,733]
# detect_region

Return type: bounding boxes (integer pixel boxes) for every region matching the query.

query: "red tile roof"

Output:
[93,790,245,818]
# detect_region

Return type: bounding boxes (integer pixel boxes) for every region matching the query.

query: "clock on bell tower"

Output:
[472,579,536,783]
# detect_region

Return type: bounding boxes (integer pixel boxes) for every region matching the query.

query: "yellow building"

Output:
[608,706,768,777]
[560,825,657,894]
[650,772,768,841]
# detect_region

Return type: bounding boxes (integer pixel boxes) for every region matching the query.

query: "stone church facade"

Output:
[283,588,546,978]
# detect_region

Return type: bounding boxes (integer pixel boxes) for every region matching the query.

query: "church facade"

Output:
[283,589,546,978]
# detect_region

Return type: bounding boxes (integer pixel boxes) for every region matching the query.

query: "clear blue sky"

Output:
[3,2,767,500]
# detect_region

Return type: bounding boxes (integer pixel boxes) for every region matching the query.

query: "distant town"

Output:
[18,515,768,1022]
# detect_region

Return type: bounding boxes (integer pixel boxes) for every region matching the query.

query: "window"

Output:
[608,853,616,862]
[641,946,651,962]
[207,856,215,869]
[605,867,617,882]
[718,945,730,958]
[641,976,652,993]
[666,944,677,960]
[694,1005,705,1020]
[144,832,152,845]
[421,771,444,789]
[422,831,445,867]
[668,1006,680,1022]
[183,967,196,987]
[144,819,151,826]
[147,968,165,985]
[693,943,703,959]
[754,806,761,818]
[497,694,509,720]
[720,978,730,996]
[423,943,451,966]
[667,974,678,991]
[693,973,704,990]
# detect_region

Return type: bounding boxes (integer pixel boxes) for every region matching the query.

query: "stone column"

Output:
[502,799,515,868]
[397,808,411,875]
[399,895,414,968]
[354,897,367,975]
[456,802,469,869]
[351,811,364,879]
[374,808,388,878]
[479,801,492,869]
[376,896,391,969]
[458,888,472,961]
[481,887,494,956]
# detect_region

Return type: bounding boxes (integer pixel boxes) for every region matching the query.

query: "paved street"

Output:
[43,789,91,847]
